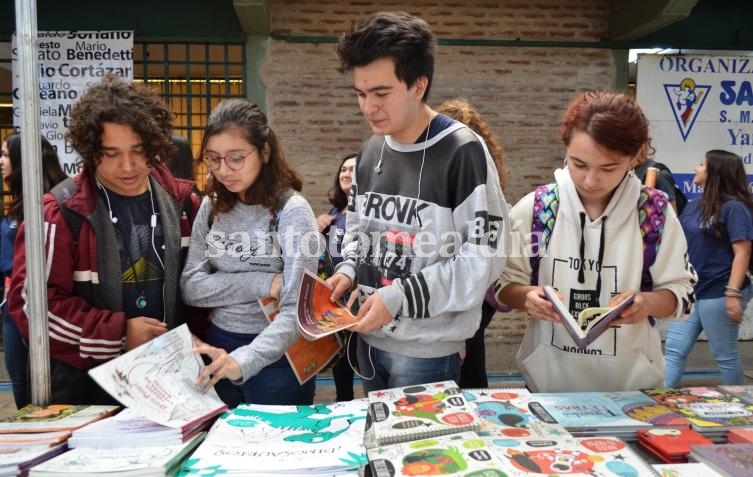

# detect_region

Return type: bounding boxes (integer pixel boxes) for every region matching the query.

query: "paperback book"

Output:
[0,431,70,449]
[689,443,753,477]
[366,431,502,477]
[88,324,227,431]
[0,444,67,477]
[652,462,723,477]
[543,285,635,349]
[641,387,753,433]
[461,388,570,439]
[602,391,692,428]
[0,405,118,434]
[485,435,658,476]
[637,428,713,463]
[182,401,369,476]
[718,385,753,405]
[727,427,753,444]
[296,269,359,340]
[368,380,481,446]
[259,294,341,385]
[29,433,204,477]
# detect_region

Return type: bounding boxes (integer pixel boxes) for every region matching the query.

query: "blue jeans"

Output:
[356,334,462,393]
[3,304,29,408]
[664,285,752,387]
[206,324,315,408]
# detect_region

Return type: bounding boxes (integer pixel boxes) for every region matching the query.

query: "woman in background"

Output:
[1,132,66,408]
[664,149,753,386]
[317,153,357,401]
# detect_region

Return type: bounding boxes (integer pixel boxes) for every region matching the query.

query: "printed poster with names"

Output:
[11,31,134,175]
[636,53,753,201]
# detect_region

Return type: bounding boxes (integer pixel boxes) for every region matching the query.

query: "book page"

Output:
[88,324,226,429]
[296,269,359,339]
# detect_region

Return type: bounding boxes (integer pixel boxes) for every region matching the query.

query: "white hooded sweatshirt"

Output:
[499,168,696,392]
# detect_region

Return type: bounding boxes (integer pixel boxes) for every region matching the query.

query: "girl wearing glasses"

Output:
[181,98,320,407]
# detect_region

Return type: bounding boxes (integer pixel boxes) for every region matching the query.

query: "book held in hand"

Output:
[368,380,481,446]
[296,269,359,340]
[543,285,635,349]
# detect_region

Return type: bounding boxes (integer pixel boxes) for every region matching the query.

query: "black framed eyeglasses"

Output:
[202,150,254,171]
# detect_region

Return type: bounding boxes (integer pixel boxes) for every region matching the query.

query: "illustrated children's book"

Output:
[718,385,753,405]
[366,431,503,477]
[689,443,753,477]
[641,387,753,432]
[368,380,482,446]
[652,462,723,477]
[485,436,658,476]
[603,391,693,428]
[296,269,359,340]
[637,428,713,463]
[182,401,369,476]
[0,404,118,434]
[259,294,341,385]
[461,388,570,439]
[88,324,226,431]
[0,444,67,477]
[543,285,635,349]
[29,433,204,477]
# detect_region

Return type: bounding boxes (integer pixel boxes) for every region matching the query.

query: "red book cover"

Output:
[727,427,753,444]
[637,428,713,463]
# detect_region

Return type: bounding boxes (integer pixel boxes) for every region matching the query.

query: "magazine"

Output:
[259,294,341,385]
[543,285,635,349]
[296,269,359,340]
[87,324,226,431]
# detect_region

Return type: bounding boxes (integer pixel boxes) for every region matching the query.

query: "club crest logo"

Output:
[663,77,711,141]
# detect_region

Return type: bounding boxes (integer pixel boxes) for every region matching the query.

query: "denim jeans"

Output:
[206,324,315,408]
[664,284,752,387]
[356,334,462,393]
[3,305,29,408]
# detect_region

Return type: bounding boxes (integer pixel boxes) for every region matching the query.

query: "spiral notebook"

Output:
[367,380,481,446]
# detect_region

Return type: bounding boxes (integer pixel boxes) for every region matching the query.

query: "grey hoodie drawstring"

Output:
[578,212,586,284]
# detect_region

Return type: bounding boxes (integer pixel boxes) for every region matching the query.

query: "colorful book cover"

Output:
[689,443,753,477]
[296,269,359,340]
[727,427,753,444]
[182,401,368,475]
[637,428,712,463]
[642,387,753,429]
[259,295,341,385]
[530,392,653,432]
[719,385,753,405]
[0,404,118,434]
[486,436,658,476]
[366,431,503,477]
[603,391,692,427]
[368,381,481,446]
[462,388,570,439]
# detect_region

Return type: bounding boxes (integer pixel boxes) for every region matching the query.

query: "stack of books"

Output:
[637,427,713,463]
[726,427,753,444]
[688,443,753,477]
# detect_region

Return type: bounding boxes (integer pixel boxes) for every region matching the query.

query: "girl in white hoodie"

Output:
[495,91,696,392]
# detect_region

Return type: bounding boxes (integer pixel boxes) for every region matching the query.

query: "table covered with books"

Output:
[2,325,753,476]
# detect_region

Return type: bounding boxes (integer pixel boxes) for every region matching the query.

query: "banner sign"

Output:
[636,54,753,200]
[12,31,134,175]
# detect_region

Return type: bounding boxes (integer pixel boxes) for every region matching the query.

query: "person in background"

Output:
[329,11,508,392]
[664,150,753,386]
[317,153,358,401]
[168,134,196,182]
[183,98,320,407]
[436,98,509,389]
[1,132,66,408]
[634,144,681,214]
[496,91,696,392]
[9,75,201,405]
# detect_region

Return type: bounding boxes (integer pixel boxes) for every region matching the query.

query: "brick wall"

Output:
[262,0,618,350]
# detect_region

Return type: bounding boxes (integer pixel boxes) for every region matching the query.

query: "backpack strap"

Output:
[637,186,668,292]
[50,177,84,245]
[530,183,560,285]
[269,189,297,233]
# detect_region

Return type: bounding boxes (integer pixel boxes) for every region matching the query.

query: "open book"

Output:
[543,285,635,349]
[296,269,359,340]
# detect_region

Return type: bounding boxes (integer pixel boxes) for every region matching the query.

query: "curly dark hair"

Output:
[66,74,175,171]
[336,11,436,101]
[559,90,649,158]
[4,132,67,221]
[436,98,509,191]
[200,98,302,212]
[328,153,357,211]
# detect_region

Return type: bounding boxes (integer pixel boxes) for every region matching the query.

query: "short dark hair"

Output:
[336,11,436,101]
[5,132,67,221]
[329,153,357,211]
[200,98,302,213]
[66,74,175,172]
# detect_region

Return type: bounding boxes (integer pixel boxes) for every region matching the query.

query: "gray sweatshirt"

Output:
[181,194,319,381]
